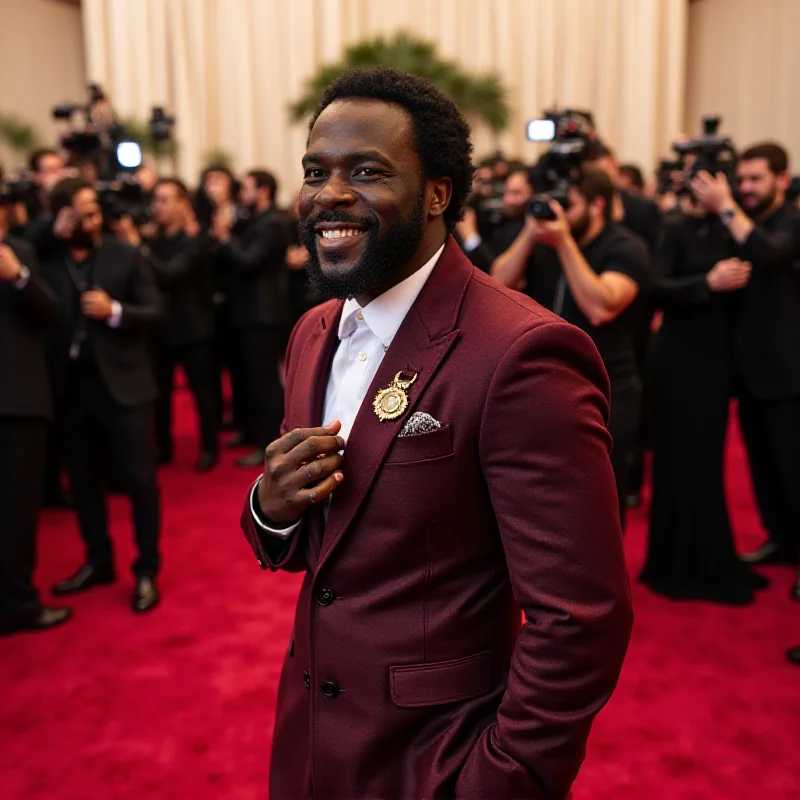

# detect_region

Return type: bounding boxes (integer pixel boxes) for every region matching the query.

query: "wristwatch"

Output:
[719,207,736,225]
[12,264,30,290]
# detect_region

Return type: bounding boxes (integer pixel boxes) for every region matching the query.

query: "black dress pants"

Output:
[608,374,643,530]
[0,420,47,621]
[214,301,249,434]
[239,326,285,450]
[738,389,800,557]
[66,366,161,578]
[156,341,219,457]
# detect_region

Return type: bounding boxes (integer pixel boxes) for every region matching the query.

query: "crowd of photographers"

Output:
[1,105,800,666]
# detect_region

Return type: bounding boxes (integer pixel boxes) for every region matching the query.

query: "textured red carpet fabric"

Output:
[2,388,799,800]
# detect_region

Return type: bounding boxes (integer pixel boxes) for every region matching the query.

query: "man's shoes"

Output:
[227,431,251,449]
[740,541,797,566]
[790,572,800,603]
[236,449,265,468]
[194,451,219,473]
[133,577,160,613]
[787,646,800,666]
[746,570,771,591]
[52,564,116,596]
[0,606,72,636]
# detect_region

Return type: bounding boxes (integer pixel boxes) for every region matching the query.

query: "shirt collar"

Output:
[338,243,445,345]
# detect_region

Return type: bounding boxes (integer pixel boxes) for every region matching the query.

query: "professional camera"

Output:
[0,176,37,206]
[96,174,152,227]
[525,109,595,220]
[671,116,738,193]
[655,158,684,196]
[52,85,175,177]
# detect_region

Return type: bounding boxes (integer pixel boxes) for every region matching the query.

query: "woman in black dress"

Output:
[641,203,767,604]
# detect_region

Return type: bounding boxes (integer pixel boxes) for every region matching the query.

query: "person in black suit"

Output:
[123,178,219,472]
[691,142,800,594]
[211,169,290,468]
[42,177,164,612]
[0,197,72,635]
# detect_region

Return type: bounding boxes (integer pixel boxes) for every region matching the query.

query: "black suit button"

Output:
[316,587,335,606]
[303,670,310,689]
[320,681,340,699]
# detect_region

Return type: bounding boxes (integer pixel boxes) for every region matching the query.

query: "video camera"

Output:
[96,174,152,227]
[52,84,175,178]
[660,116,738,197]
[0,176,37,206]
[525,109,595,220]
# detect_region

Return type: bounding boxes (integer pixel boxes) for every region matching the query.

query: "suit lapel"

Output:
[291,301,343,429]
[317,237,473,570]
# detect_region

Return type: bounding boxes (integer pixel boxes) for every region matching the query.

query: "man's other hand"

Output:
[81,288,114,319]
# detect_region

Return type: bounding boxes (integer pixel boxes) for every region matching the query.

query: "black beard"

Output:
[301,190,427,301]
[742,188,776,220]
[69,229,97,249]
[570,211,591,243]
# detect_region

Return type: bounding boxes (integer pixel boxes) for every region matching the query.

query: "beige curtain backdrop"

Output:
[686,0,799,166]
[0,0,86,171]
[79,0,687,201]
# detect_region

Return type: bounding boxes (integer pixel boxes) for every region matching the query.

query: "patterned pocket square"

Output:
[399,412,442,437]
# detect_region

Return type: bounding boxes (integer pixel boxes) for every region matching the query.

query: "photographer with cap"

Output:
[691,142,800,594]
[492,168,648,526]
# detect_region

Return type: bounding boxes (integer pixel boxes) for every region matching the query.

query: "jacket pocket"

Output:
[389,651,493,708]
[384,425,453,465]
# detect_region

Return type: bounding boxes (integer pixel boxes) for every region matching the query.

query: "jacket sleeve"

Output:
[117,248,163,332]
[650,221,712,309]
[739,209,799,271]
[457,321,633,800]
[219,217,288,277]
[239,310,311,574]
[11,239,61,327]
[143,235,206,287]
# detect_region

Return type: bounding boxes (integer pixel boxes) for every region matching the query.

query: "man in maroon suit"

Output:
[241,68,633,799]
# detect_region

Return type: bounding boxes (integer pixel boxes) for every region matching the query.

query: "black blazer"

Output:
[734,204,800,399]
[217,207,291,328]
[143,232,214,347]
[43,239,163,408]
[0,236,59,421]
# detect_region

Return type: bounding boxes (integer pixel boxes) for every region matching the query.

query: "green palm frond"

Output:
[0,114,41,155]
[290,32,509,133]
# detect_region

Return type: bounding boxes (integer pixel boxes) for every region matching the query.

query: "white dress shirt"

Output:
[250,243,445,536]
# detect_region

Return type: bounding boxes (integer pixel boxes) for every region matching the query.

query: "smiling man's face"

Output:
[299,98,429,302]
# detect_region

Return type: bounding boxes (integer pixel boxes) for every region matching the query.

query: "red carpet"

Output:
[2,388,799,800]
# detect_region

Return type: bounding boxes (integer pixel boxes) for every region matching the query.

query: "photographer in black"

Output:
[117,178,219,472]
[210,169,290,468]
[492,168,648,525]
[42,177,164,613]
[641,189,767,605]
[691,143,800,591]
[0,191,71,636]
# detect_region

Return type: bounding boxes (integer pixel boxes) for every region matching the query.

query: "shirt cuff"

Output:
[462,233,482,253]
[107,300,123,328]
[249,478,301,539]
[12,265,30,290]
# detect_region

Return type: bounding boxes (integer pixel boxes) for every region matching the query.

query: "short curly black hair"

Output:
[308,67,475,232]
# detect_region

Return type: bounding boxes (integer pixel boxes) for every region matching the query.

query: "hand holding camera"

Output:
[0,243,23,282]
[690,170,735,215]
[53,207,76,240]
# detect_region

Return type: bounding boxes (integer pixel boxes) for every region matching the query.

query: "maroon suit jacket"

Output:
[241,237,633,799]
